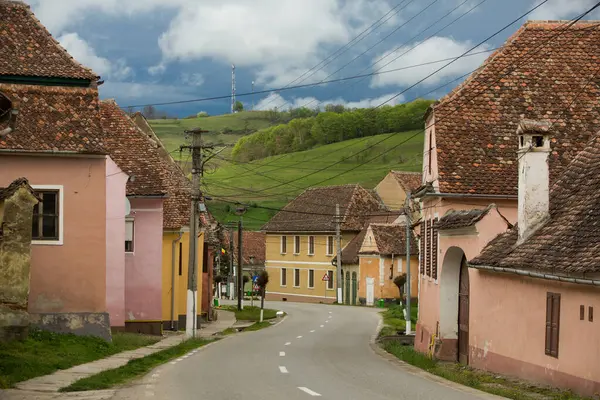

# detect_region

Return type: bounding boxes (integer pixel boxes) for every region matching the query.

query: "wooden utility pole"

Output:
[335,204,342,304]
[237,218,243,311]
[181,128,209,339]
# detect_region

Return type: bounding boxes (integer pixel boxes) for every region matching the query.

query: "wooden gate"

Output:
[458,255,470,364]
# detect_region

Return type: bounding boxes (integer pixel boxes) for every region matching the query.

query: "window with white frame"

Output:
[327,270,334,289]
[125,219,134,252]
[281,268,287,286]
[308,236,315,255]
[308,269,315,288]
[294,235,300,254]
[327,236,334,255]
[398,258,403,273]
[31,186,63,244]
[294,268,300,287]
[281,236,287,254]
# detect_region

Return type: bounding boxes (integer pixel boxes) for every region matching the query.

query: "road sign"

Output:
[322,273,330,281]
[252,275,258,283]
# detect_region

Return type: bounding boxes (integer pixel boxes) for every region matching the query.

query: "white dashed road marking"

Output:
[328,311,332,314]
[297,335,303,339]
[279,351,286,357]
[320,325,324,328]
[169,362,177,365]
[279,366,289,374]
[325,321,329,323]
[298,387,322,396]
[310,330,315,333]
[151,373,160,378]
[285,342,291,346]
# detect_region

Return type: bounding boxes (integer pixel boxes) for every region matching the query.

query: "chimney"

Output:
[516,119,552,244]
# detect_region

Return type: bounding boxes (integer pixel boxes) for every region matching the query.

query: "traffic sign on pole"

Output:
[322,273,330,282]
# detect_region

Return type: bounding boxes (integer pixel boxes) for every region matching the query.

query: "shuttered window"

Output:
[425,219,431,277]
[308,269,315,288]
[281,268,287,286]
[432,218,439,280]
[420,221,425,275]
[308,236,315,255]
[545,292,561,358]
[294,268,300,287]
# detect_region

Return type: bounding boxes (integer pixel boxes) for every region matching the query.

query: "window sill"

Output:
[280,285,287,288]
[32,239,63,246]
[293,286,301,288]
[308,287,315,290]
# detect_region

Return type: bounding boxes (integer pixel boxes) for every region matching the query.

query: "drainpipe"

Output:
[470,264,600,286]
[171,231,184,330]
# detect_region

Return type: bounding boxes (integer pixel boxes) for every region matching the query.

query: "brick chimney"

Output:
[516,119,552,244]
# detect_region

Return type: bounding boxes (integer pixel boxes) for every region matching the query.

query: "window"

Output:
[398,258,403,273]
[428,131,433,174]
[281,268,287,286]
[32,189,60,242]
[432,218,439,280]
[327,270,334,289]
[327,236,334,255]
[202,246,208,273]
[545,292,561,358]
[308,236,315,255]
[294,236,300,254]
[178,242,183,276]
[308,269,315,288]
[0,92,12,124]
[125,219,134,252]
[590,306,594,322]
[294,268,300,287]
[281,236,287,254]
[419,221,425,275]
[580,305,585,320]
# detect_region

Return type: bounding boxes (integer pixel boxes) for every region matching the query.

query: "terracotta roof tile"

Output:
[0,83,105,153]
[435,206,493,230]
[390,171,422,193]
[471,130,600,275]
[262,185,384,232]
[432,21,600,195]
[340,213,401,265]
[360,224,418,257]
[0,1,98,80]
[99,100,169,197]
[233,231,266,266]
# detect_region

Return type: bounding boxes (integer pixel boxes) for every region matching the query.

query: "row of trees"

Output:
[231,99,434,161]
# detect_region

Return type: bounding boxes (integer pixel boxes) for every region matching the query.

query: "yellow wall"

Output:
[265,233,353,302]
[162,231,203,323]
[375,173,407,211]
[358,255,419,300]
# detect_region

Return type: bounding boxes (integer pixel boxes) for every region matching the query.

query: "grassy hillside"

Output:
[148,111,277,164]
[204,131,424,230]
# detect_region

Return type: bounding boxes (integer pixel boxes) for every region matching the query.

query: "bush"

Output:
[197,111,209,118]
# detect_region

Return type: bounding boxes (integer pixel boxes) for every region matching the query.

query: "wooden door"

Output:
[458,255,470,364]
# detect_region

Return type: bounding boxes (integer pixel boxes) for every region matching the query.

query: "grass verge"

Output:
[0,329,160,388]
[381,342,590,400]
[61,338,212,392]
[219,305,278,321]
[378,303,418,337]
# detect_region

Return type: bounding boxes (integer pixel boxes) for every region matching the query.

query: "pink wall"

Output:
[105,157,128,327]
[0,154,107,313]
[470,272,600,395]
[125,198,163,321]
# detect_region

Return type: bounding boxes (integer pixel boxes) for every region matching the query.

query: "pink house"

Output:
[0,1,111,339]
[100,100,169,335]
[413,20,600,395]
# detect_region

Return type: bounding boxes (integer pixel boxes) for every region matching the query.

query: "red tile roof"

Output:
[0,83,105,153]
[390,171,422,193]
[0,1,98,80]
[432,21,600,195]
[340,213,401,265]
[99,100,169,197]
[262,185,384,232]
[233,231,266,266]
[471,130,600,275]
[360,224,418,257]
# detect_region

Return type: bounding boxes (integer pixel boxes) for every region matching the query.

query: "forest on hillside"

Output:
[231,99,434,161]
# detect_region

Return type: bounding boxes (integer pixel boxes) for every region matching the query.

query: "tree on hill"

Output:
[197,111,209,118]
[234,101,244,112]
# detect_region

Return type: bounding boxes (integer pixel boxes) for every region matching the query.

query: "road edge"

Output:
[368,314,506,400]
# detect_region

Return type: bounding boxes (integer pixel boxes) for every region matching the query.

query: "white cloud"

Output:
[529,0,599,20]
[58,32,132,80]
[180,73,204,87]
[255,92,404,111]
[148,63,167,76]
[370,36,491,88]
[100,82,197,104]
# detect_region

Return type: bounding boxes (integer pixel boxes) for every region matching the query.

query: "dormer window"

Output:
[0,92,12,124]
[532,135,544,148]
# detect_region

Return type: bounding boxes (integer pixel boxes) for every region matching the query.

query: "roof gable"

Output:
[0,1,98,81]
[432,21,600,195]
[339,212,401,265]
[390,171,422,193]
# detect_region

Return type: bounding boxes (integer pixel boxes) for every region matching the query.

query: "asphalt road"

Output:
[114,301,498,400]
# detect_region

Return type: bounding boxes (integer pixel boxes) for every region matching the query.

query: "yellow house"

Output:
[262,185,384,303]
[374,170,422,211]
[132,113,204,330]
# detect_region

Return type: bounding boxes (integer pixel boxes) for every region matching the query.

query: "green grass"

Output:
[382,343,590,400]
[61,338,211,392]
[0,330,160,388]
[379,303,418,337]
[149,112,277,163]
[219,305,279,321]
[204,131,423,228]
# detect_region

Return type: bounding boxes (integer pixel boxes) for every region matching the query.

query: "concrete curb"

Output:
[369,315,505,400]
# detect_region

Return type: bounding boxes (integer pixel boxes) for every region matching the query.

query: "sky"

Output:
[24,0,600,117]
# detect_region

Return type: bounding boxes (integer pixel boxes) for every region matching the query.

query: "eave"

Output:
[0,75,94,88]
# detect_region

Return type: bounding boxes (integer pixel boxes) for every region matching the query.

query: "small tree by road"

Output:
[256,270,269,322]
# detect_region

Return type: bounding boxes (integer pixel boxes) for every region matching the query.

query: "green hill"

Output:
[148,111,279,164]
[204,131,424,230]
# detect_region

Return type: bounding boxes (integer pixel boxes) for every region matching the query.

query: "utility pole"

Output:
[237,218,244,311]
[404,192,413,335]
[231,64,236,114]
[181,128,209,339]
[251,80,255,111]
[229,227,235,300]
[335,204,342,304]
